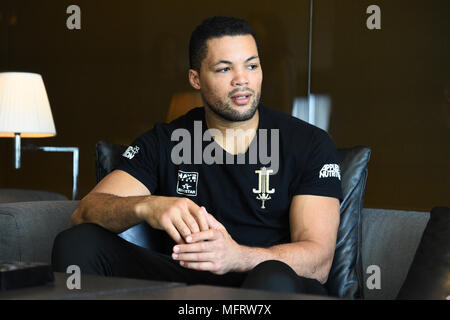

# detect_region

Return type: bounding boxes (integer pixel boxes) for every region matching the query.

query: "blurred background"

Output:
[0,0,448,211]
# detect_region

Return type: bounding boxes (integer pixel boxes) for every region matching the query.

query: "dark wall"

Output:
[0,0,448,211]
[315,0,450,211]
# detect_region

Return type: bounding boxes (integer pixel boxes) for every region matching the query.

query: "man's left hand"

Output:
[171,211,244,275]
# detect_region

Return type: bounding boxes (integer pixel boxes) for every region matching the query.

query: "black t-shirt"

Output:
[117,105,342,248]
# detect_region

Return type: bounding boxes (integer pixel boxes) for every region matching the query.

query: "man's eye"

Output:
[248,64,259,70]
[216,67,230,73]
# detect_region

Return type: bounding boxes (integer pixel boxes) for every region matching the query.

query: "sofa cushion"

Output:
[0,189,67,203]
[361,208,429,300]
[324,146,371,299]
[397,206,449,300]
[0,201,78,264]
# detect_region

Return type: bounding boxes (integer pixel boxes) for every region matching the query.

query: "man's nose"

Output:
[231,69,249,87]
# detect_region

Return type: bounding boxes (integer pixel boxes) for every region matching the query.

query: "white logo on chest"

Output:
[176,170,199,196]
[252,167,275,209]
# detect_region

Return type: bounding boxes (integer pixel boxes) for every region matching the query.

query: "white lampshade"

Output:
[0,72,56,138]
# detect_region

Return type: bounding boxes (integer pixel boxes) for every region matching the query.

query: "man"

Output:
[52,16,342,295]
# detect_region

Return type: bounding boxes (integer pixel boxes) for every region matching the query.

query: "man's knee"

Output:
[241,260,299,292]
[51,223,110,273]
[53,223,106,252]
[242,260,327,295]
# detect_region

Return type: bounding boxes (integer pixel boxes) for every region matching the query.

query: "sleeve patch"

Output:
[319,164,341,180]
[122,145,140,159]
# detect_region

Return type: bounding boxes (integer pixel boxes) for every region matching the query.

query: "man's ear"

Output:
[188,69,201,90]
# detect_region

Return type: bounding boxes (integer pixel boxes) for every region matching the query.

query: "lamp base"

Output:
[14,133,21,169]
[14,139,79,200]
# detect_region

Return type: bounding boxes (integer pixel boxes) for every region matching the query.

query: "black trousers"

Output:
[52,223,327,296]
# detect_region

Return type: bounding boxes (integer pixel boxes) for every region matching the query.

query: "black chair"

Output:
[95,141,371,299]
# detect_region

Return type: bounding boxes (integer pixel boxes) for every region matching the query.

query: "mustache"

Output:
[228,87,255,98]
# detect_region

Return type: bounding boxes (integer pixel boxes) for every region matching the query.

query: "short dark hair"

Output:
[189,16,258,72]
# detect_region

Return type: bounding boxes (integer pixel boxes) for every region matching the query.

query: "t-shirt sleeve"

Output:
[115,129,160,194]
[291,129,343,202]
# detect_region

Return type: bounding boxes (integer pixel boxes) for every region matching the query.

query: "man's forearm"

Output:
[70,192,148,233]
[237,241,333,284]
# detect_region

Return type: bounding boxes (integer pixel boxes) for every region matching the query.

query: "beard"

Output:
[202,87,261,122]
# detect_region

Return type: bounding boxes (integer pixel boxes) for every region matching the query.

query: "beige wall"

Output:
[0,0,448,211]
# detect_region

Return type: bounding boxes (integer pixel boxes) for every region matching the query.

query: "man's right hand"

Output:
[135,196,210,244]
[71,170,209,244]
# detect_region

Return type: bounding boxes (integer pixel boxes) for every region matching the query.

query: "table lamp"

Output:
[0,72,79,199]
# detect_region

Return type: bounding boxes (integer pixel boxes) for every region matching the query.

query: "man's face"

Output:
[190,35,263,122]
